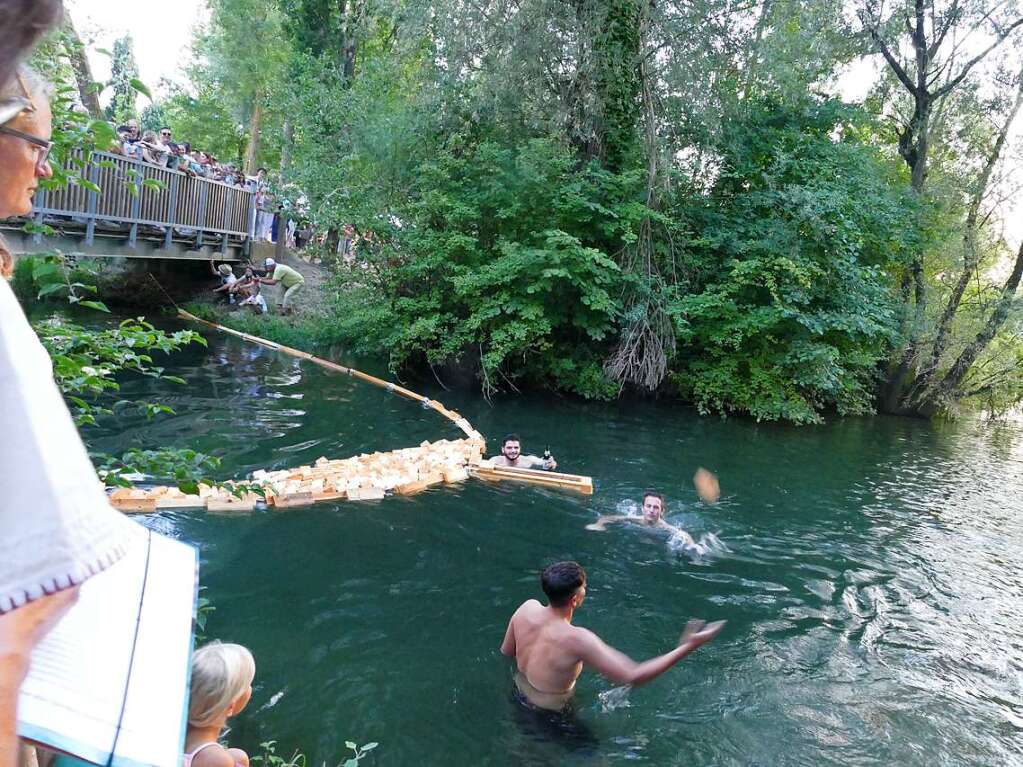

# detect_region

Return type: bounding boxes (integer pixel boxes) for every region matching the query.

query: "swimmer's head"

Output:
[501,434,521,462]
[641,491,664,524]
[541,561,586,608]
[188,641,256,727]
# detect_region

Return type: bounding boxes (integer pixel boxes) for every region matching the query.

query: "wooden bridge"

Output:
[1,150,254,261]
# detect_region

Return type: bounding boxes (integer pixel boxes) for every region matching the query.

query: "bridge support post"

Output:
[164,174,180,250]
[195,183,208,251]
[84,159,99,246]
[127,166,142,248]
[221,191,234,256]
[31,189,46,245]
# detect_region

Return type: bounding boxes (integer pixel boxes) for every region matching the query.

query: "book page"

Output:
[18,529,198,767]
[112,533,199,767]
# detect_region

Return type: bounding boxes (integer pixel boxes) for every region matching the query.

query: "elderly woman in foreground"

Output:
[0,65,137,767]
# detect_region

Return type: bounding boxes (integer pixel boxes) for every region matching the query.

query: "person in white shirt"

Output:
[211,262,238,304]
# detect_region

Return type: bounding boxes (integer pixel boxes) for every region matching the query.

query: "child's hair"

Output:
[188,641,256,727]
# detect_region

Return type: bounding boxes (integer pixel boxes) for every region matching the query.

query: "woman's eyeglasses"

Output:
[0,125,53,167]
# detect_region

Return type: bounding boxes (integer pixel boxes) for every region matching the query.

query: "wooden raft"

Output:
[110,310,595,513]
[470,462,594,495]
[110,437,486,513]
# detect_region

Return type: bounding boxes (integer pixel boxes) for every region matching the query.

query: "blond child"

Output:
[184,642,256,767]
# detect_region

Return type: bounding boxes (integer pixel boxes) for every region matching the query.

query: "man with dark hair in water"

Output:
[501,561,725,711]
[491,433,557,470]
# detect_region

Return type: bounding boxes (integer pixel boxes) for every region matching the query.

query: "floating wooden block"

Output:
[112,497,158,513]
[154,494,204,509]
[269,491,314,509]
[347,486,386,501]
[206,495,258,512]
[312,490,347,503]
[395,480,433,495]
[110,488,149,502]
[416,470,445,486]
[443,466,469,484]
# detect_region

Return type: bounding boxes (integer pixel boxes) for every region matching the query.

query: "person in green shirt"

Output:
[260,257,305,314]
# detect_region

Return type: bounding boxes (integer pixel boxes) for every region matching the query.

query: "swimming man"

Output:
[490,433,557,470]
[500,561,724,711]
[586,491,697,545]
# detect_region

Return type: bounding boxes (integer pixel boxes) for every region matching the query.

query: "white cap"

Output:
[264,258,275,268]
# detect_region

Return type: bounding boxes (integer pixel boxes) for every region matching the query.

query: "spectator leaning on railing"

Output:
[139,129,170,167]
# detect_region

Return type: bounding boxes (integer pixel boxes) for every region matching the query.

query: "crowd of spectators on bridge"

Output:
[111,119,255,188]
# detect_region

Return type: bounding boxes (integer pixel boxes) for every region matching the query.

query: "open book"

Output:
[18,528,199,767]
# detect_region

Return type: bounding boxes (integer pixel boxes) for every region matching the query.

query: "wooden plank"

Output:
[206,497,257,512]
[469,465,594,495]
[347,486,386,501]
[154,494,204,509]
[268,491,314,509]
[111,498,158,513]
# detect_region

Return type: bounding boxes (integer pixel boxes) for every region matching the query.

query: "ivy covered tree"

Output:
[104,34,140,124]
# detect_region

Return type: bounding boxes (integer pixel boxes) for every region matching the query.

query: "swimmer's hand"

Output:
[585,522,606,531]
[543,457,557,471]
[679,619,726,651]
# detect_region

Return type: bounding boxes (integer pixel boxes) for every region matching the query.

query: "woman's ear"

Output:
[230,685,253,716]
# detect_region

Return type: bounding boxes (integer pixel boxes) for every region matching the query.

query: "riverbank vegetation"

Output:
[39,0,1023,423]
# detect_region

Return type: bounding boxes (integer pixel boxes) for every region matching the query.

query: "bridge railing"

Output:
[19,150,254,256]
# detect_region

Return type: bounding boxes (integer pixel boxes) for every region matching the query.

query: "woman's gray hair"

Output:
[0,0,63,88]
[0,66,53,103]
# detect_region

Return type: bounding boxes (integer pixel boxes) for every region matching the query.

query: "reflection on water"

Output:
[86,327,1023,766]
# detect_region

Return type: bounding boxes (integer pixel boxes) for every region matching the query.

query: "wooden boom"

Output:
[469,463,593,495]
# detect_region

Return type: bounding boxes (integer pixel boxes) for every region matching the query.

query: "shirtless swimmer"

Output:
[500,561,725,711]
[586,491,697,545]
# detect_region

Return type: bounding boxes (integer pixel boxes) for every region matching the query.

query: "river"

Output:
[87,324,1023,766]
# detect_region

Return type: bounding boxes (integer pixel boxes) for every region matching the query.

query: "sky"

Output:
[68,0,1019,248]
[68,0,206,98]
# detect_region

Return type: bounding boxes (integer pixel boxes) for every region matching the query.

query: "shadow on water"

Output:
[84,321,1023,766]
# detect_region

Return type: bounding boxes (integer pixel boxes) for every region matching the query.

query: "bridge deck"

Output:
[1,150,255,261]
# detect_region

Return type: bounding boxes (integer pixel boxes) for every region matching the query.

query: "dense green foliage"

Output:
[667,101,920,422]
[72,0,1023,421]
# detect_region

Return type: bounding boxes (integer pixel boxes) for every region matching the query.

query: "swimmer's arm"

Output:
[500,616,517,657]
[660,520,695,544]
[585,515,630,531]
[575,620,725,687]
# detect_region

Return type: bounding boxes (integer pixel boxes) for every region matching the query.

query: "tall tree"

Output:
[857,0,1023,413]
[61,9,102,119]
[104,35,139,124]
[195,0,287,173]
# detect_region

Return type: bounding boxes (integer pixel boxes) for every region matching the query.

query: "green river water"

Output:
[89,323,1023,766]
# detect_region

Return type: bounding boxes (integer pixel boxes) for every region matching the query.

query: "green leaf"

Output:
[129,78,152,100]
[37,282,67,298]
[79,300,111,313]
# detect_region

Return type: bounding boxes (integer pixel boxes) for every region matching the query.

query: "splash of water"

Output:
[668,530,728,558]
[615,499,640,517]
[598,685,633,712]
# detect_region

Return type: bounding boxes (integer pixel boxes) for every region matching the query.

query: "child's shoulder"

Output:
[192,744,237,767]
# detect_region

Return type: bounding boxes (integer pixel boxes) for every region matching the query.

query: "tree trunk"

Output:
[913,70,1023,403]
[244,95,263,175]
[921,239,1023,411]
[61,10,102,119]
[280,118,293,172]
[326,227,340,254]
